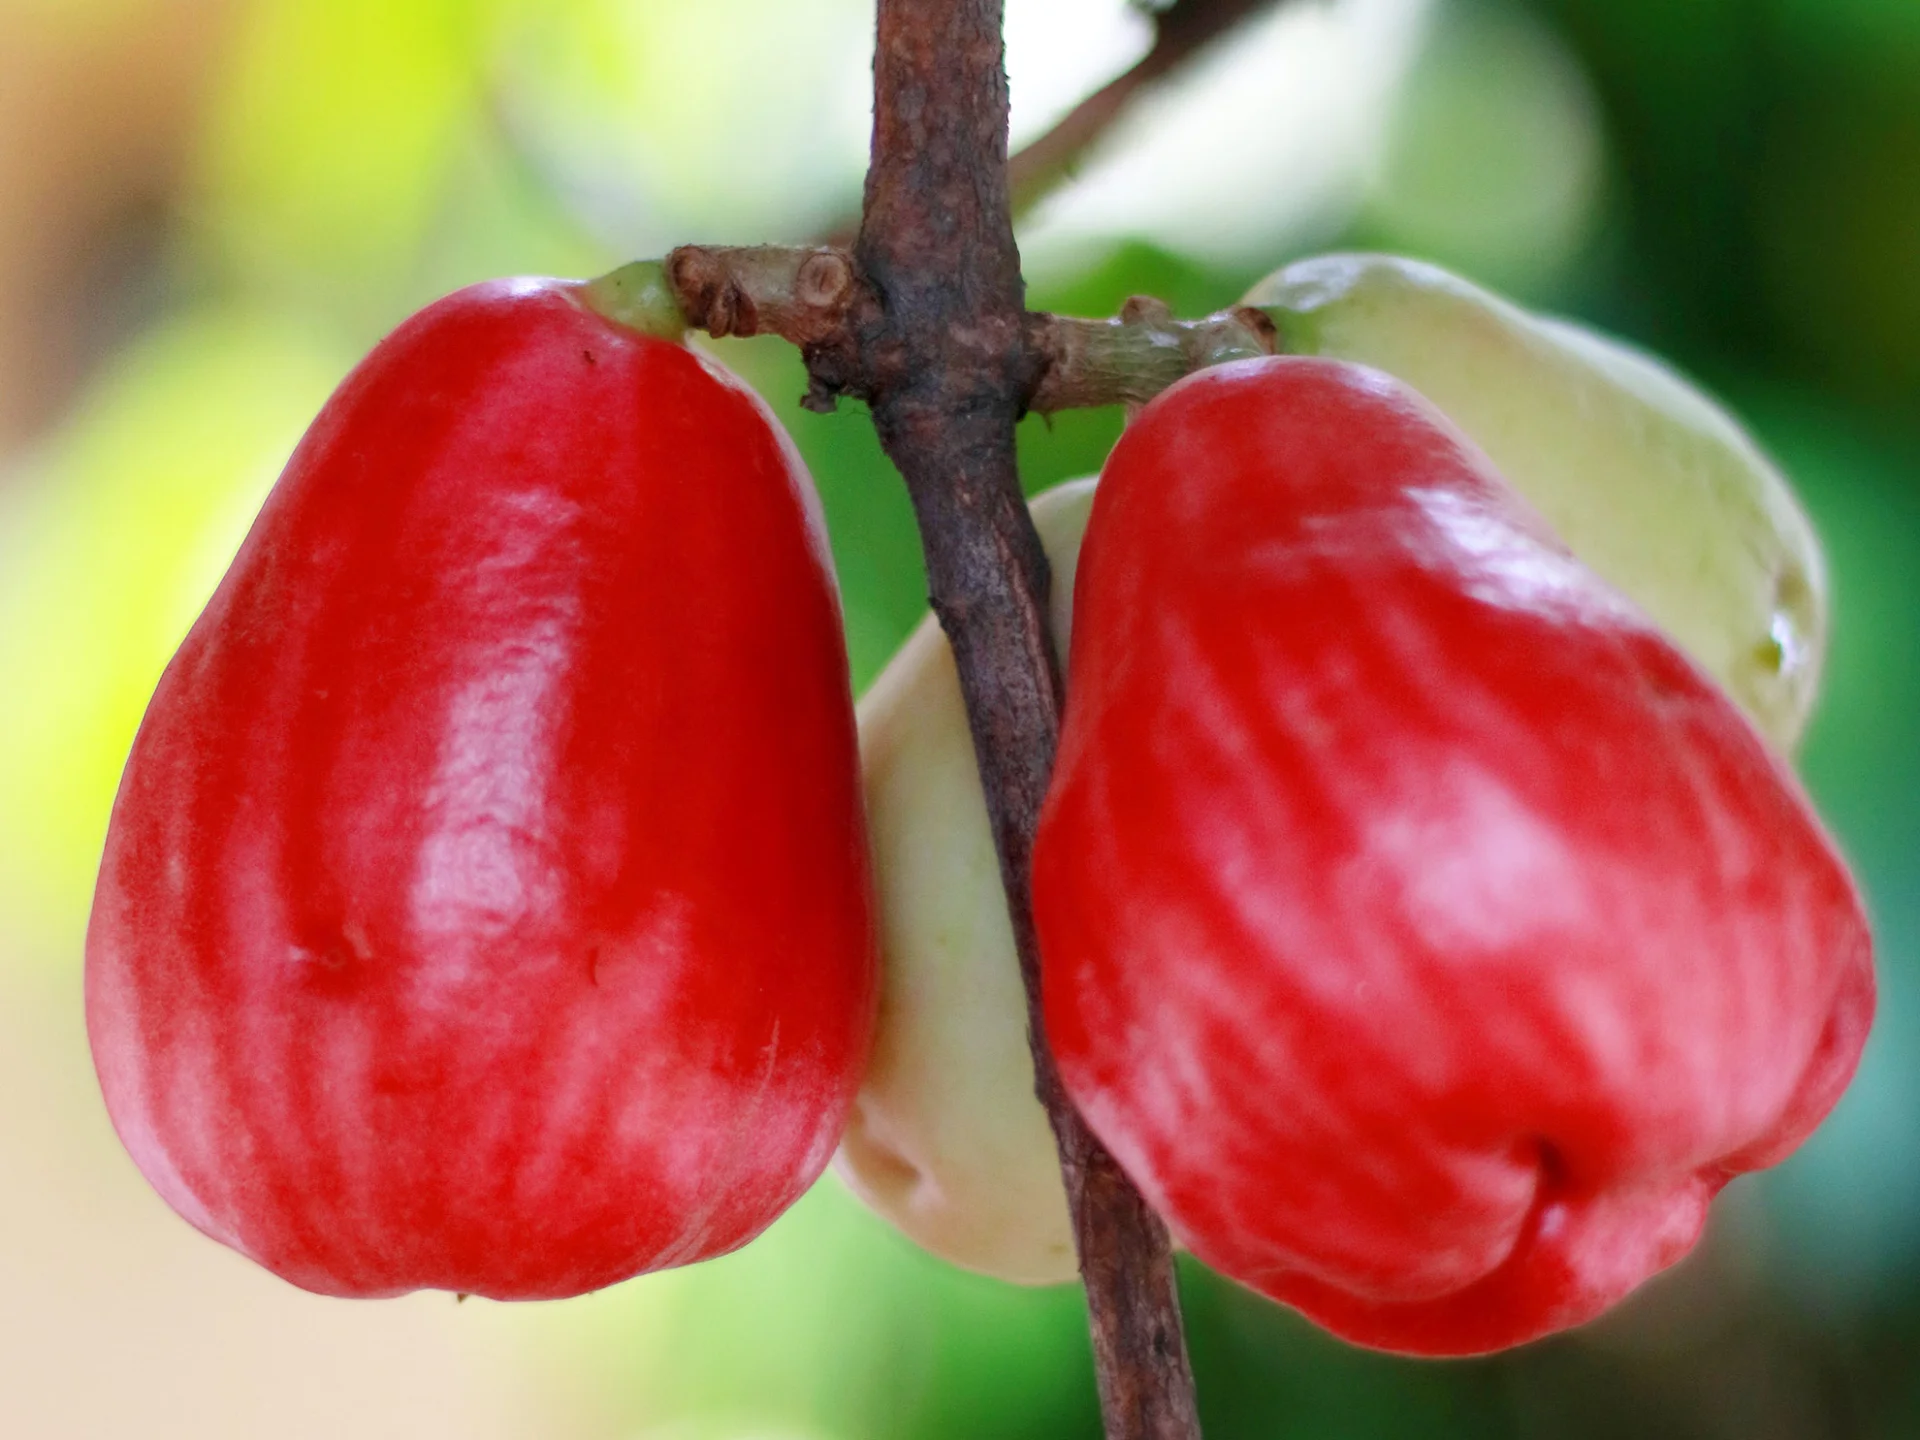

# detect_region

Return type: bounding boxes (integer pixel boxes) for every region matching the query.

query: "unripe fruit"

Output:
[837,482,1092,1285]
[1034,357,1872,1355]
[1245,253,1824,751]
[86,279,878,1300]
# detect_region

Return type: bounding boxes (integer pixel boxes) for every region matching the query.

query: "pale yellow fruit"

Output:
[836,480,1092,1286]
[1245,252,1825,751]
[839,258,1832,1287]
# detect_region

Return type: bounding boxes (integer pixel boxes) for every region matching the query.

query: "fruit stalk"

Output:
[1033,300,1276,411]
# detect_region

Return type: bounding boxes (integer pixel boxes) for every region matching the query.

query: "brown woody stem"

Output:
[816,0,1291,253]
[676,1,1203,1433]
[649,8,1290,1434]
[665,246,856,349]
[850,6,1200,1434]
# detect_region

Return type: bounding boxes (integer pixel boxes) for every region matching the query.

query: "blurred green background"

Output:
[0,0,1914,1435]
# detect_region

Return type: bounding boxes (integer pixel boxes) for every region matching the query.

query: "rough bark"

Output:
[849,8,1203,1434]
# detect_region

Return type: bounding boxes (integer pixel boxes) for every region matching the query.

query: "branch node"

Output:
[667,244,862,349]
[665,247,736,335]
[1119,294,1174,325]
[797,251,856,310]
[800,372,842,415]
[1230,303,1279,353]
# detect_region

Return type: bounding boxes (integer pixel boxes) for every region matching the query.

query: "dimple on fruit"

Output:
[1033,356,1873,1355]
[85,278,878,1300]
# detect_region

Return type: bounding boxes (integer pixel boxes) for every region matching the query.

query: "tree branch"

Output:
[668,4,1207,1435]
[848,4,1202,1423]
[1009,0,1293,218]
[815,0,1292,248]
[864,0,1210,1426]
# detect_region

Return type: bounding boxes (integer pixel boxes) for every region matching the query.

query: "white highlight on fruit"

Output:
[411,619,573,948]
[1406,485,1635,627]
[1361,757,1590,959]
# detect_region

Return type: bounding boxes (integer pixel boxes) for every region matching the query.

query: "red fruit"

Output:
[86,279,877,1300]
[1033,356,1873,1355]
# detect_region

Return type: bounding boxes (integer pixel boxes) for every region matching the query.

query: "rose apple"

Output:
[86,278,878,1300]
[838,480,1093,1285]
[1246,253,1824,751]
[1033,356,1872,1354]
[838,260,1843,1289]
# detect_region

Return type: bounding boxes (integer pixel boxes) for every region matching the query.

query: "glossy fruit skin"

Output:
[85,278,878,1300]
[845,260,1841,1289]
[1246,254,1826,751]
[1034,357,1873,1355]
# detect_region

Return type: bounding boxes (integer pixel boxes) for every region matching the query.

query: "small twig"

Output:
[665,245,856,348]
[1009,0,1293,218]
[1032,297,1276,411]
